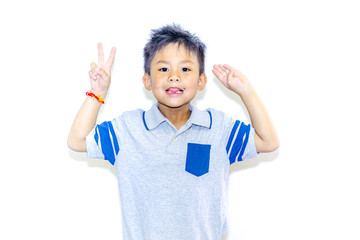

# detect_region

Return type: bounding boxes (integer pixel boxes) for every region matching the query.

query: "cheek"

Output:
[184,83,199,94]
[151,79,166,91]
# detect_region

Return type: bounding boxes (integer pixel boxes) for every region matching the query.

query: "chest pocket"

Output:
[185,143,211,177]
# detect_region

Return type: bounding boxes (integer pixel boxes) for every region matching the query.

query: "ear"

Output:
[198,73,207,91]
[142,73,152,91]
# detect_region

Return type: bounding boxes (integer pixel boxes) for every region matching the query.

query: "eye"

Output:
[182,67,190,72]
[159,68,168,72]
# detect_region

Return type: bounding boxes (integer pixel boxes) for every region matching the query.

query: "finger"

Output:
[213,64,223,71]
[90,62,100,76]
[97,68,109,81]
[89,70,97,81]
[105,47,116,69]
[212,65,229,87]
[224,64,242,79]
[212,65,222,78]
[224,64,246,79]
[212,65,224,78]
[223,64,235,71]
[98,42,105,64]
[213,64,225,75]
[90,62,97,71]
[213,64,228,79]
[219,64,231,75]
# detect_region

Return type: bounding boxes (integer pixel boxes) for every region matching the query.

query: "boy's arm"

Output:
[213,64,279,153]
[67,43,116,152]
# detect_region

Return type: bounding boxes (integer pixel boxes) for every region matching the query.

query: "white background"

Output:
[1,0,359,239]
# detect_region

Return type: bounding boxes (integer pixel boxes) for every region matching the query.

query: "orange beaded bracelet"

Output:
[86,91,105,104]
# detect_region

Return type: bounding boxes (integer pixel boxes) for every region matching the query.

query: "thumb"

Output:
[226,68,234,83]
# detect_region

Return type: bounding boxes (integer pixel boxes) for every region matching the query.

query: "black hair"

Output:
[143,24,206,74]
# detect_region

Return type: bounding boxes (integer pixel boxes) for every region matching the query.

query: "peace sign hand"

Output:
[89,42,116,97]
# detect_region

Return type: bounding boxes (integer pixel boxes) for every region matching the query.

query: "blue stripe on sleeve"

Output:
[226,120,240,154]
[108,122,120,156]
[94,128,99,145]
[237,124,250,161]
[95,121,119,165]
[228,122,250,164]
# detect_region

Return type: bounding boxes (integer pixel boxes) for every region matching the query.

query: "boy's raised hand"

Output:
[212,64,253,96]
[89,42,116,96]
[213,64,280,153]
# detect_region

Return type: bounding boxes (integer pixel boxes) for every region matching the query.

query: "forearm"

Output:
[67,43,116,152]
[212,64,279,152]
[67,96,103,152]
[238,88,279,153]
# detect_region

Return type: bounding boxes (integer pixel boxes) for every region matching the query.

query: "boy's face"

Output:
[142,43,207,112]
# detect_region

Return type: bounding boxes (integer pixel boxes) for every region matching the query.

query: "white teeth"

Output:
[166,90,183,93]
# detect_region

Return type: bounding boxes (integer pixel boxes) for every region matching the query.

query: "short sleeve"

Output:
[225,119,259,165]
[86,120,120,165]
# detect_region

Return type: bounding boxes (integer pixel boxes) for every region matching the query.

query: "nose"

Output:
[169,70,180,82]
[169,76,180,82]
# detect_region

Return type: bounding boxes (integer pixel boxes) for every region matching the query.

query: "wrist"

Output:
[234,85,255,98]
[90,88,108,97]
[86,91,106,104]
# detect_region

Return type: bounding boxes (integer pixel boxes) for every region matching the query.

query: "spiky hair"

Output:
[143,24,206,74]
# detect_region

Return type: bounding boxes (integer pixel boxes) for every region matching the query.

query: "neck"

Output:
[157,103,191,130]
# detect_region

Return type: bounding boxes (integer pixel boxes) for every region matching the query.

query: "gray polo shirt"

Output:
[86,104,258,240]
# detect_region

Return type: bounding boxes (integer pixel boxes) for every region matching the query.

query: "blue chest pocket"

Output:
[185,143,211,177]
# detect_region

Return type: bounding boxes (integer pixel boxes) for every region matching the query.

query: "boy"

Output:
[68,24,279,240]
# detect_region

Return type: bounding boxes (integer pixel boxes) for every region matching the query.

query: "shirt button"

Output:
[173,137,177,142]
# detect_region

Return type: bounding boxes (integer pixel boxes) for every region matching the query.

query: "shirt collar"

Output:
[143,103,212,130]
